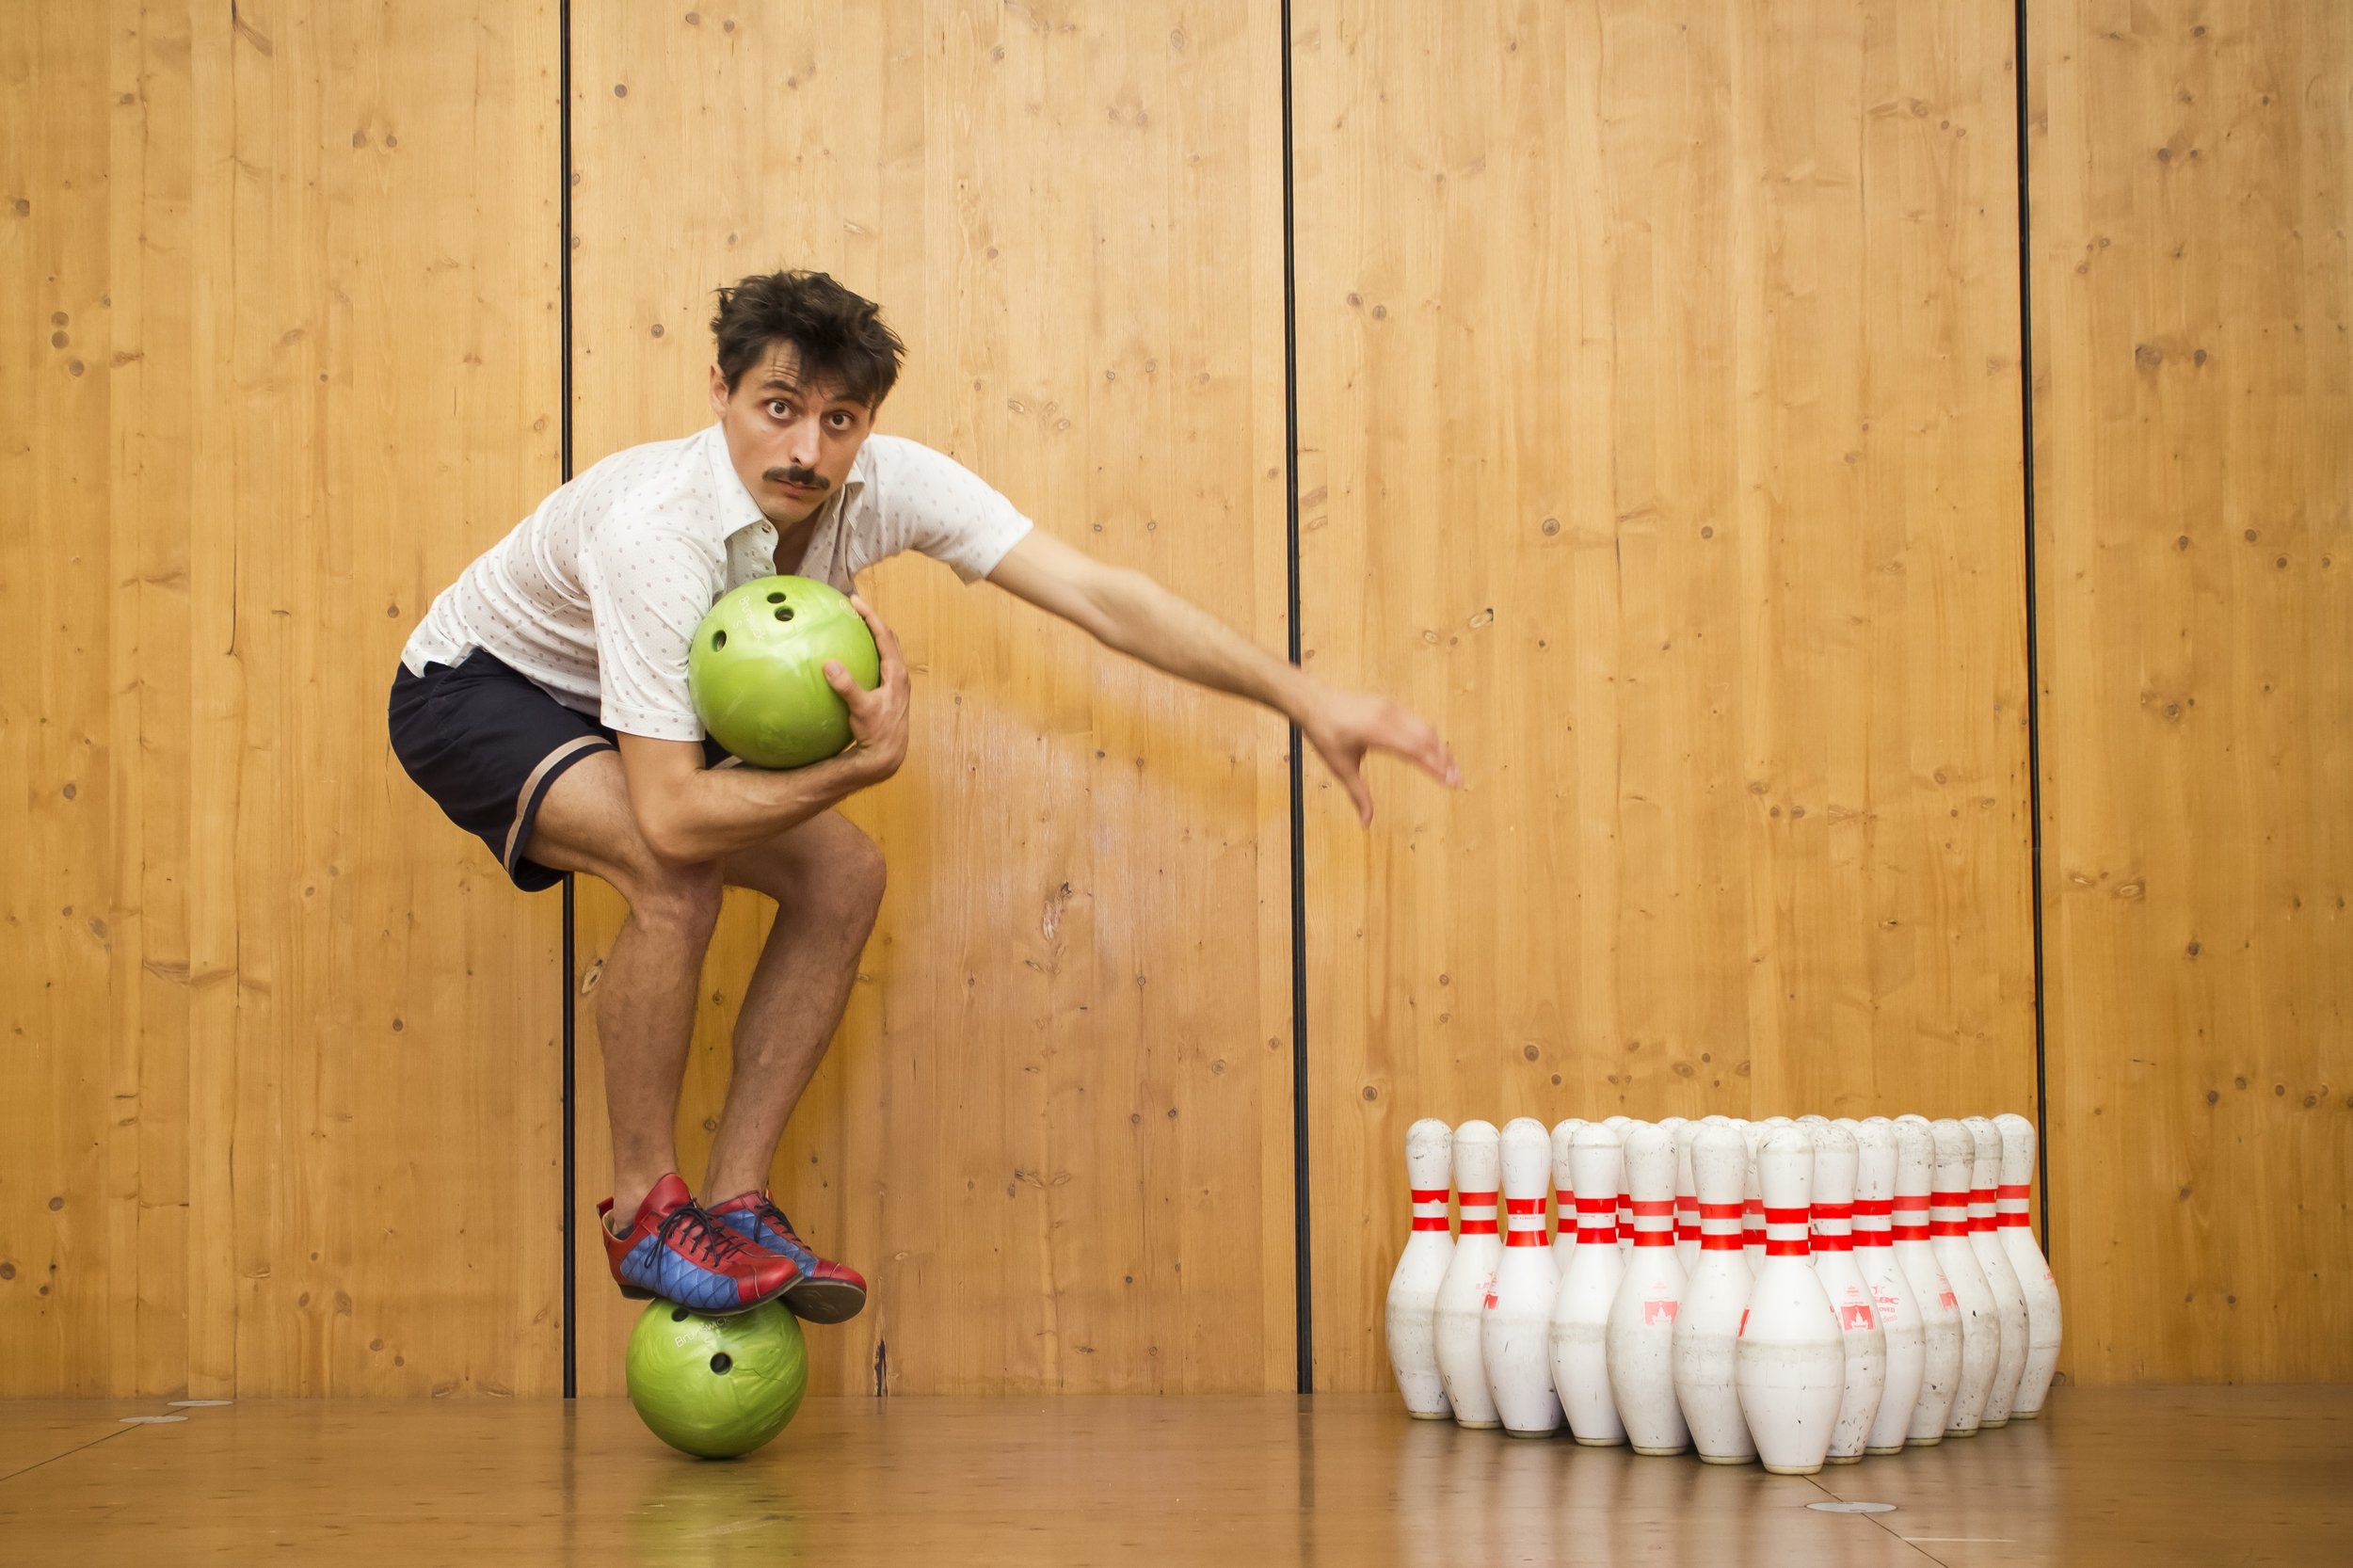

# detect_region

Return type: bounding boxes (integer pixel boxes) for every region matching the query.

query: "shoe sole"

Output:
[783,1276,867,1324]
[615,1281,770,1317]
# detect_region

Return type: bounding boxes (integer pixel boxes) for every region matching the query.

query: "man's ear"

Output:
[708,362,731,418]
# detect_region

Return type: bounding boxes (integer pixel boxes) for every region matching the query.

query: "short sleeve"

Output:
[870,436,1034,583]
[579,512,723,742]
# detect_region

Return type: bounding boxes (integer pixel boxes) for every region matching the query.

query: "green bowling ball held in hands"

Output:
[625,1297,810,1460]
[688,575,882,770]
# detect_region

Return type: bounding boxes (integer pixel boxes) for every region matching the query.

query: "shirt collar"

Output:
[700,423,775,541]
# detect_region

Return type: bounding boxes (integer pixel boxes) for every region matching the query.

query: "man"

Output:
[390,270,1456,1321]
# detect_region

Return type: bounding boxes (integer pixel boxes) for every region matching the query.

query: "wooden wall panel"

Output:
[567,1,1295,1395]
[1293,1,2039,1391]
[2032,0,2352,1383]
[0,0,564,1395]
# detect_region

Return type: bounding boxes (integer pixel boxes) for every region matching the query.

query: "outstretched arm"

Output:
[986,529,1458,823]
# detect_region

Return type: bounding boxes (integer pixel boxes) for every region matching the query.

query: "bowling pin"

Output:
[1929,1118,1999,1435]
[1892,1115,1961,1443]
[1735,1128,1845,1476]
[1483,1118,1564,1435]
[1549,1118,1586,1270]
[1993,1112,2062,1416]
[1854,1119,1924,1455]
[1385,1119,1458,1418]
[1548,1124,1627,1446]
[1602,1116,1638,1256]
[1672,1122,1756,1464]
[1672,1121,1704,1275]
[1606,1124,1690,1455]
[1433,1121,1505,1429]
[1806,1123,1885,1463]
[1964,1116,2031,1425]
[1740,1121,1768,1273]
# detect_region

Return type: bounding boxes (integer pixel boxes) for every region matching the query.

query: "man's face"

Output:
[709,342,875,528]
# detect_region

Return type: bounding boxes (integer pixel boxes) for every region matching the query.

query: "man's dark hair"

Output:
[711,269,904,406]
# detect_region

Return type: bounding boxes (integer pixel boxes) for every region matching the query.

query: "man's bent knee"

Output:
[623,858,726,937]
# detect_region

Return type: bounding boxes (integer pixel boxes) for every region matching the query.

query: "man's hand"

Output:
[826,594,911,783]
[1302,687,1460,825]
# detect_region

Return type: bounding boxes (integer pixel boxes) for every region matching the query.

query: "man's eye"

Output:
[768,401,790,419]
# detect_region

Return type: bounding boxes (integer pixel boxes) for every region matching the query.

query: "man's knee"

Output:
[834,825,887,920]
[621,856,726,938]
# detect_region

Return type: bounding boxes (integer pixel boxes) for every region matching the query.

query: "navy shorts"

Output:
[387,650,728,892]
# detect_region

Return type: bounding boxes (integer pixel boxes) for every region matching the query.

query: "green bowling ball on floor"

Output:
[687,575,880,770]
[625,1298,808,1459]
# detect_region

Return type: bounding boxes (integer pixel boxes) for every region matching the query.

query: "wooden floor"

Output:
[0,1387,2344,1564]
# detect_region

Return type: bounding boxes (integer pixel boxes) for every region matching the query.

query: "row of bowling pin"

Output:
[1385,1113,2063,1476]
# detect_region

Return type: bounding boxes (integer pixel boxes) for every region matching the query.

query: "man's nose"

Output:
[782,416,821,471]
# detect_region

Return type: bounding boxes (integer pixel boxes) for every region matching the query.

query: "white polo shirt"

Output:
[402,424,1032,742]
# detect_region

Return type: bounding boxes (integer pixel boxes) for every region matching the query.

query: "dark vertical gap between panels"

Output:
[2014,0,2054,1262]
[558,0,578,1401]
[1279,0,1314,1398]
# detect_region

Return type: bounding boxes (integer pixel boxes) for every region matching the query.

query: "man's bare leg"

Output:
[705,813,886,1201]
[526,749,724,1225]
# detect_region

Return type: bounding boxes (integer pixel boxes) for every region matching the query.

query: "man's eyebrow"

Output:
[752,373,860,407]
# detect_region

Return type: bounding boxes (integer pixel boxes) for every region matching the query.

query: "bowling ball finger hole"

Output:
[710,631,727,650]
[710,1352,734,1375]
[773,607,794,621]
[671,1306,691,1322]
[765,591,786,603]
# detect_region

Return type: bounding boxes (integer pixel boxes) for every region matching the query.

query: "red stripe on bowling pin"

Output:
[1967,1186,1997,1234]
[1574,1194,1617,1245]
[1409,1186,1449,1233]
[1458,1189,1500,1236]
[1504,1195,1548,1247]
[1891,1192,1931,1243]
[1765,1203,1813,1258]
[1812,1198,1854,1253]
[1699,1200,1744,1252]
[1929,1185,1969,1239]
[1852,1196,1893,1249]
[1997,1181,2032,1229]
[1629,1196,1676,1247]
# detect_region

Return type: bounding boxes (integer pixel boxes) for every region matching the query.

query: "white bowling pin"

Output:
[1806,1123,1885,1463]
[1993,1112,2062,1416]
[1606,1124,1690,1455]
[1892,1115,1961,1443]
[1930,1118,2000,1434]
[1548,1124,1627,1445]
[1735,1128,1845,1476]
[1483,1118,1564,1435]
[1740,1122,1767,1273]
[1854,1119,1924,1455]
[1385,1118,1458,1418]
[1672,1122,1756,1464]
[1602,1116,1638,1256]
[1671,1120,1703,1275]
[1964,1116,2031,1425]
[1549,1118,1586,1270]
[1433,1121,1505,1429]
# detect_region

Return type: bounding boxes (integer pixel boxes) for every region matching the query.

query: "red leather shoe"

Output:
[706,1191,868,1323]
[599,1174,799,1315]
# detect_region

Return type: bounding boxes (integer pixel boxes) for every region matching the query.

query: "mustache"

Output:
[763,466,828,492]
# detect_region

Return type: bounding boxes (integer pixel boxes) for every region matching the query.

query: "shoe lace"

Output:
[656,1202,752,1265]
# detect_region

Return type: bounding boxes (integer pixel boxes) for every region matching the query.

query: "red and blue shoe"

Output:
[707,1191,868,1323]
[600,1173,798,1316]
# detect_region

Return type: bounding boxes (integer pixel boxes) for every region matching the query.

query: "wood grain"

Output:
[565,1,1295,1395]
[0,0,565,1396]
[1291,1,2039,1393]
[2031,0,2353,1382]
[7,1388,2352,1564]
